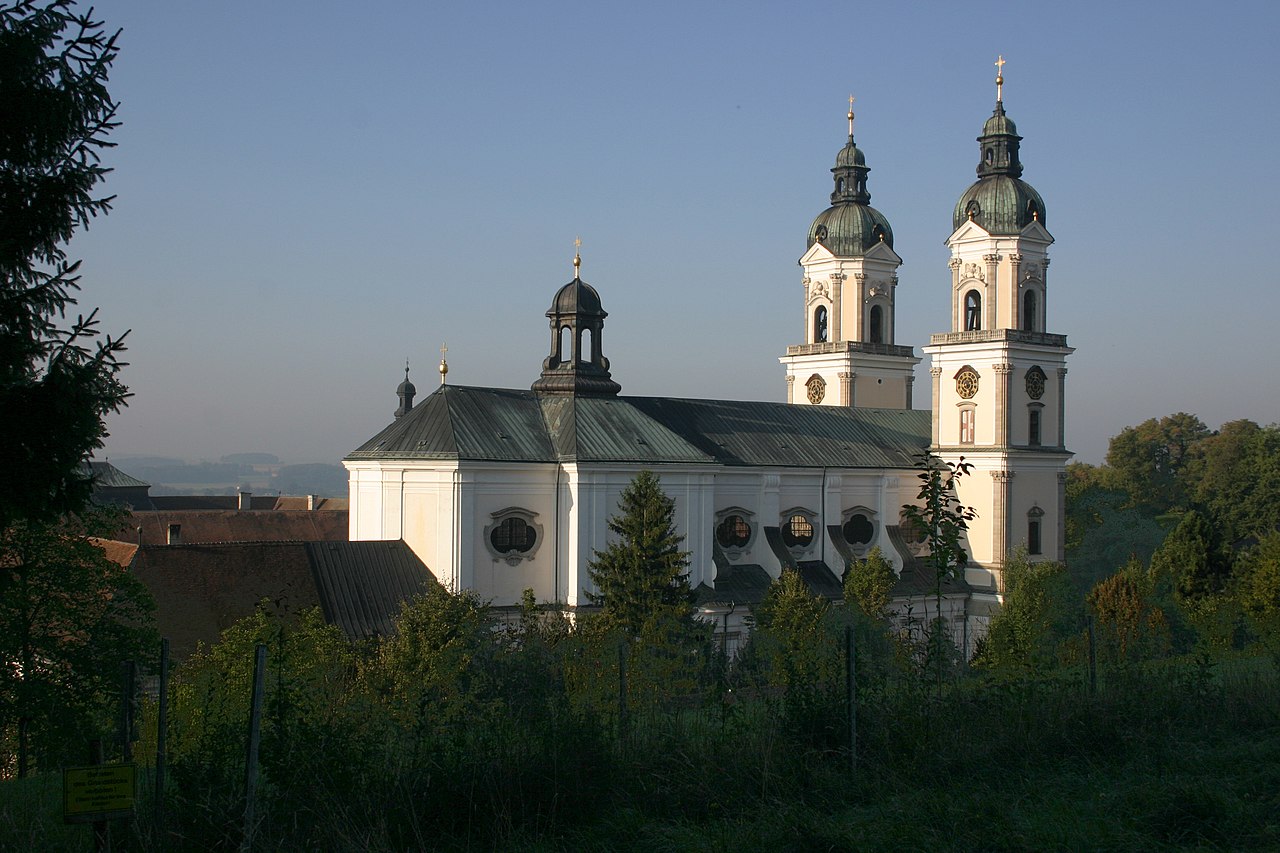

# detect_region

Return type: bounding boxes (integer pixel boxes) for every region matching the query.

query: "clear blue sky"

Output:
[76,0,1279,466]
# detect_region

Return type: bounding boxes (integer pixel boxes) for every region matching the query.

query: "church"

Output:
[344,67,1072,651]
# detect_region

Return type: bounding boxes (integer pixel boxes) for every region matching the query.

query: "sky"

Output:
[70,0,1279,467]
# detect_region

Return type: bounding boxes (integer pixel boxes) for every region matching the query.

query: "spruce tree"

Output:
[586,470,692,634]
[0,1,129,526]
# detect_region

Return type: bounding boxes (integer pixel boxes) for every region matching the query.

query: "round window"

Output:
[782,514,814,548]
[716,514,751,549]
[491,517,536,554]
[842,513,874,546]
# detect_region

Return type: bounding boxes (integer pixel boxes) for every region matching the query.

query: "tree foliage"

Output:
[1236,533,1280,666]
[973,548,1074,675]
[0,0,129,526]
[844,545,896,620]
[0,507,155,776]
[1103,413,1210,514]
[1086,559,1171,664]
[586,470,692,635]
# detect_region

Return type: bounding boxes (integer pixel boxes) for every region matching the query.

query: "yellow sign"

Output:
[63,763,136,823]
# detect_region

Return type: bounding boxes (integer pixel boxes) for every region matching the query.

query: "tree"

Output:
[973,548,1074,675]
[1236,533,1280,667]
[1086,558,1171,664]
[586,470,692,635]
[0,507,155,776]
[1104,413,1209,514]
[1184,421,1280,546]
[844,545,896,620]
[900,451,976,693]
[0,1,129,527]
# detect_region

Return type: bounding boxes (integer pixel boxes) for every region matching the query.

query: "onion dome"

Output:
[952,64,1046,234]
[807,100,893,256]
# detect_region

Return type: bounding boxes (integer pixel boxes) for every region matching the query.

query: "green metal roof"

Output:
[953,174,1046,235]
[347,385,930,470]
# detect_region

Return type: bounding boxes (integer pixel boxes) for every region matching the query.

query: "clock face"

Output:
[956,368,979,400]
[1025,367,1046,400]
[806,374,826,404]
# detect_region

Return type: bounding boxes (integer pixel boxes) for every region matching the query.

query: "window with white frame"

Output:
[484,508,543,565]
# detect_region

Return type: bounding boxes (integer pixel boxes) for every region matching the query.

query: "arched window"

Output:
[1027,507,1045,555]
[964,291,982,331]
[836,177,845,193]
[814,305,828,343]
[579,327,592,363]
[960,407,975,444]
[1022,289,1037,332]
[985,148,994,165]
[1028,407,1042,447]
[869,304,883,343]
[558,325,571,365]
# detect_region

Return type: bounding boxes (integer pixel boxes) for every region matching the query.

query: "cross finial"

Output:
[573,236,582,277]
[995,55,1006,103]
[438,342,448,384]
[404,358,410,381]
[847,94,856,139]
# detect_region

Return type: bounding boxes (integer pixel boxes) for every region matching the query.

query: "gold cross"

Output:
[573,236,582,275]
[847,94,855,137]
[994,55,1005,101]
[440,342,448,359]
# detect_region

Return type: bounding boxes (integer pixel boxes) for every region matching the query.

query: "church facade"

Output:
[345,73,1071,647]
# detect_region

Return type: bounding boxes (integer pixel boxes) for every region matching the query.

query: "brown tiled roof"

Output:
[106,510,348,547]
[131,539,434,659]
[133,542,322,659]
[91,537,138,567]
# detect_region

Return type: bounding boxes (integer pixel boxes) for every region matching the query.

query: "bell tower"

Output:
[923,59,1073,599]
[780,98,919,409]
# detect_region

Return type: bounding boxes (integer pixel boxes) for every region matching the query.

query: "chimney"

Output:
[307,494,317,511]
[167,523,181,545]
[238,491,252,510]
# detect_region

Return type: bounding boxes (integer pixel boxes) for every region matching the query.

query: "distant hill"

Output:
[111,458,349,498]
[220,452,280,465]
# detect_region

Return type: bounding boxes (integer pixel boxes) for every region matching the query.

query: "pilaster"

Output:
[991,469,1014,566]
[993,362,1013,447]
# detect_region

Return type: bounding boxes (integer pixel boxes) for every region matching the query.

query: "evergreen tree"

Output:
[586,470,692,635]
[0,1,129,526]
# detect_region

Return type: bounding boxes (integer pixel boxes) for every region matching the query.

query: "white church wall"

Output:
[465,462,559,605]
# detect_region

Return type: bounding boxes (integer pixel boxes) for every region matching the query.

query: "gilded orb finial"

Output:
[847,94,856,140]
[438,342,448,384]
[573,236,582,278]
[995,55,1006,103]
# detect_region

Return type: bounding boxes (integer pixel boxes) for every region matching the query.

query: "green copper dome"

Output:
[807,132,893,256]
[952,100,1046,234]
[953,175,1045,234]
[808,203,893,256]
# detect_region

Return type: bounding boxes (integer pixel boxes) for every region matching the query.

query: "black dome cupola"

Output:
[976,61,1023,179]
[831,98,872,205]
[532,243,622,397]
